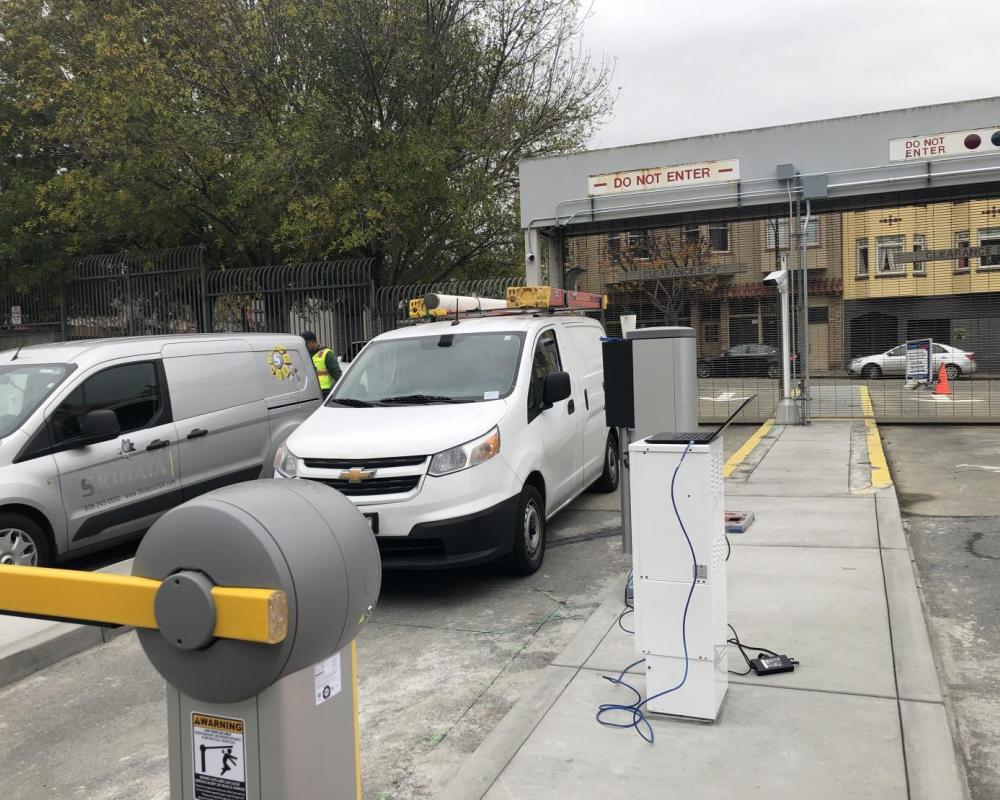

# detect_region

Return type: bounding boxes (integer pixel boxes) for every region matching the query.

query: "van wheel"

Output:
[591,433,620,494]
[0,513,50,567]
[505,486,545,575]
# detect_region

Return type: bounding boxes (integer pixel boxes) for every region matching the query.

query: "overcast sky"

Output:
[582,0,1000,150]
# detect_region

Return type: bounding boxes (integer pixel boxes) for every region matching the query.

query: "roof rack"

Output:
[406,286,606,321]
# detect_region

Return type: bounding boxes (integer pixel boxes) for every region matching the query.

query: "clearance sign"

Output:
[588,158,740,197]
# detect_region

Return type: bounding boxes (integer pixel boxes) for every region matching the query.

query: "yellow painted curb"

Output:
[859,386,892,489]
[723,419,774,478]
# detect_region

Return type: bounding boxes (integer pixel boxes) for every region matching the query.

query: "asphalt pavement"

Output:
[882,425,1000,800]
[0,428,756,800]
[698,376,1000,422]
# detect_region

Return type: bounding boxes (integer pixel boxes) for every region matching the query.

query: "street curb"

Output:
[0,622,101,689]
[0,559,134,690]
[859,386,892,489]
[874,454,968,797]
[723,418,774,478]
[436,587,622,800]
[875,489,907,549]
[901,700,969,800]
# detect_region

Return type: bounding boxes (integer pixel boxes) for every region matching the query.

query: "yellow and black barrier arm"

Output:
[0,565,287,645]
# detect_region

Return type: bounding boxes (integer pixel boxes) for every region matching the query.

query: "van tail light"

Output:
[966,352,976,360]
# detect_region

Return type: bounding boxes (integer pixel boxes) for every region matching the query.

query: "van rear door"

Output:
[161,340,269,500]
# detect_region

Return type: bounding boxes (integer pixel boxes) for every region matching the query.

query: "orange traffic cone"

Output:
[933,363,951,396]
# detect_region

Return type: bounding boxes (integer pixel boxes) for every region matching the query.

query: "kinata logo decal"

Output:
[79,458,177,511]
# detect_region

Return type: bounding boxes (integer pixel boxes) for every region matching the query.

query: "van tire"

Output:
[0,513,50,567]
[591,433,620,493]
[505,485,546,575]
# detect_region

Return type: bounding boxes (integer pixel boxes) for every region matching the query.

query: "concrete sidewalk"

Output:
[439,422,968,800]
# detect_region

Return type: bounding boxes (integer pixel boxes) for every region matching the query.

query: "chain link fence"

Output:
[563,185,1000,422]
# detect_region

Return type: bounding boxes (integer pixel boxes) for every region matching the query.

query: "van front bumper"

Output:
[375,495,519,569]
[283,453,524,568]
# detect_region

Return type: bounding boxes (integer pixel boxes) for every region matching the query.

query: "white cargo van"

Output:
[0,334,321,565]
[274,313,618,574]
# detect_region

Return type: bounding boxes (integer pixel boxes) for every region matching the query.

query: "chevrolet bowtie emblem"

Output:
[340,468,377,483]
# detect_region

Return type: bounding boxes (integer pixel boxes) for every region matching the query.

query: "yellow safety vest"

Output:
[312,348,334,390]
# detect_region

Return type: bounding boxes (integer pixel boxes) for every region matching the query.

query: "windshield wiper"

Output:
[327,397,375,408]
[378,394,462,405]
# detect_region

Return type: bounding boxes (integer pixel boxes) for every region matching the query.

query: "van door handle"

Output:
[567,400,575,415]
[146,439,171,451]
[186,428,208,440]
[584,390,589,410]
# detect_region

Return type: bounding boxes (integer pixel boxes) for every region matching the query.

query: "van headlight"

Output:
[428,427,501,477]
[273,443,300,478]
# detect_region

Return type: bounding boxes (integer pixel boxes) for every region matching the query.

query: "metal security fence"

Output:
[2,249,525,364]
[563,184,1000,423]
[67,246,207,338]
[0,288,64,350]
[206,260,374,360]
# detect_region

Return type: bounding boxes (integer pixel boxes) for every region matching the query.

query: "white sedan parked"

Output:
[848,343,977,380]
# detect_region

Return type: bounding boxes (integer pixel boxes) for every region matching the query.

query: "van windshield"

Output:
[0,363,73,439]
[332,332,526,405]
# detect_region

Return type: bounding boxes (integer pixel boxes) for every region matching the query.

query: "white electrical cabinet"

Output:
[629,437,728,721]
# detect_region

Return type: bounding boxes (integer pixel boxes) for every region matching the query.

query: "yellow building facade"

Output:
[844,198,1000,300]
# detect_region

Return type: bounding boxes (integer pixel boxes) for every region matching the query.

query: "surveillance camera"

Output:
[763,269,788,287]
[527,253,536,262]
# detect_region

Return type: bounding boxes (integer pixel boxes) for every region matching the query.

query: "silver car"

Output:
[848,342,977,380]
[0,334,322,566]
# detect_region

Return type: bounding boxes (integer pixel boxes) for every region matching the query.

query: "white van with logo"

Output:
[274,314,619,574]
[0,334,321,565]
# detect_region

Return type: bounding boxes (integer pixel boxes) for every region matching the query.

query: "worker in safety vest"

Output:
[302,331,342,398]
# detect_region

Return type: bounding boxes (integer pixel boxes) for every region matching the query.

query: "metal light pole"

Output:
[800,200,812,423]
[774,255,800,425]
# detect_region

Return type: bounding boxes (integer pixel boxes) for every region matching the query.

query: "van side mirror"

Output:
[542,372,571,408]
[78,409,121,445]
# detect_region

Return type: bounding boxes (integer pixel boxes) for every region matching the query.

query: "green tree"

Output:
[0,0,611,289]
[606,229,720,326]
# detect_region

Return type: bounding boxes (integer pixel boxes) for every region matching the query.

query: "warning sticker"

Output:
[314,652,342,706]
[192,713,247,800]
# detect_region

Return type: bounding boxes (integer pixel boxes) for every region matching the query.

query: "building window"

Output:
[955,231,970,273]
[709,223,729,252]
[875,235,905,275]
[912,234,926,275]
[767,217,820,249]
[628,230,650,260]
[807,306,829,323]
[682,225,700,246]
[978,227,1000,268]
[703,322,720,343]
[608,233,621,256]
[856,238,869,277]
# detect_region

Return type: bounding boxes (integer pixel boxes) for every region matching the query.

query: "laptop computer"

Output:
[644,395,757,445]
